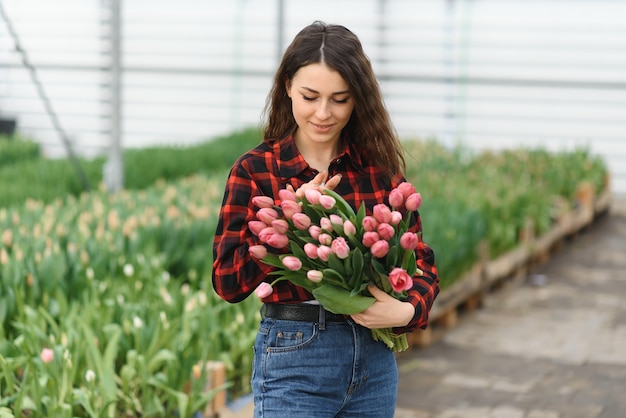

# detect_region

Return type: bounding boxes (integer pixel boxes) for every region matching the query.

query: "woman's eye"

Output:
[301,95,349,104]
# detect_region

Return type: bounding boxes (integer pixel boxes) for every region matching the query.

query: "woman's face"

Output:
[286,63,354,148]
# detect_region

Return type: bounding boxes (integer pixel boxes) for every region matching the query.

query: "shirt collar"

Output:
[273,134,365,180]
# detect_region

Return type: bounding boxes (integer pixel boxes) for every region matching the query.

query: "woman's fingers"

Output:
[291,172,342,198]
[323,173,342,191]
[309,171,328,187]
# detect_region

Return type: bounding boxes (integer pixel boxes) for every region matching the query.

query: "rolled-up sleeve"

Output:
[212,161,273,303]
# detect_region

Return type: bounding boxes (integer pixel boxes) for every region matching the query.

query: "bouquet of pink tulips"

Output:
[248,182,423,352]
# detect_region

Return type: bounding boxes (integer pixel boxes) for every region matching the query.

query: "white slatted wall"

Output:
[0,0,624,193]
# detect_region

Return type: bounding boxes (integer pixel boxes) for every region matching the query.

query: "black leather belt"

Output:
[263,303,347,323]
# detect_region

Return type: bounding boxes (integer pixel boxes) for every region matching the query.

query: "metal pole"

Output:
[104,0,124,193]
[377,0,387,70]
[442,0,457,148]
[276,0,284,64]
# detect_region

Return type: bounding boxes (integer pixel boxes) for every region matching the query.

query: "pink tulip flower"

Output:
[248,220,267,236]
[278,188,297,202]
[371,240,389,258]
[280,200,302,220]
[319,195,336,210]
[388,188,404,209]
[266,233,289,249]
[258,226,277,243]
[257,208,279,224]
[40,348,54,364]
[329,214,343,226]
[271,219,289,234]
[305,189,322,205]
[308,225,322,240]
[397,182,416,199]
[400,232,419,250]
[304,243,319,259]
[388,267,413,292]
[362,231,380,248]
[331,237,350,259]
[292,213,312,230]
[373,204,392,224]
[252,195,274,209]
[343,220,357,236]
[362,216,379,232]
[254,282,274,299]
[248,245,268,259]
[390,211,403,225]
[377,223,395,241]
[405,193,422,211]
[317,245,333,262]
[281,256,302,271]
[307,270,323,283]
[320,217,333,232]
[318,233,333,246]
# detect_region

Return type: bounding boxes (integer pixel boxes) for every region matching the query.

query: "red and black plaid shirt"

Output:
[212,135,439,333]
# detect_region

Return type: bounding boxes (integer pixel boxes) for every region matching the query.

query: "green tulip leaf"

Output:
[322,188,356,218]
[372,258,387,276]
[386,244,398,269]
[321,268,347,288]
[260,253,285,269]
[355,203,366,226]
[289,242,308,260]
[312,284,375,315]
[402,250,417,276]
[274,271,314,291]
[327,253,346,275]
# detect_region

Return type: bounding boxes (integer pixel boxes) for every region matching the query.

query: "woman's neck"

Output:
[294,133,340,173]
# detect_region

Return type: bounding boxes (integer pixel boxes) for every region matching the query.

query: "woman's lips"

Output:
[312,122,333,132]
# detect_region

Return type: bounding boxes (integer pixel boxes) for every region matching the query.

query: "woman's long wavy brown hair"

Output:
[262,21,406,178]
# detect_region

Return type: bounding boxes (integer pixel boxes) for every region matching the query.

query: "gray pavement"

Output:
[395,199,626,418]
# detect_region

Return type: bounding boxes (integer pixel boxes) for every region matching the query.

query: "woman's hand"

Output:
[288,171,342,199]
[350,285,415,329]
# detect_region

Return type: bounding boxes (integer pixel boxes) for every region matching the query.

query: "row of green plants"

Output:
[0,129,609,416]
[0,130,260,209]
[403,140,607,287]
[0,135,40,168]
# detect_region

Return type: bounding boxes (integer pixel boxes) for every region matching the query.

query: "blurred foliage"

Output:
[403,140,608,284]
[0,134,41,167]
[0,127,262,209]
[123,128,261,189]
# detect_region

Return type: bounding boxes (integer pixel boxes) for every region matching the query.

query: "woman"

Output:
[212,21,439,418]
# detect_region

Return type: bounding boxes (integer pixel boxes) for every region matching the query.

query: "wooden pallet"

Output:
[184,361,227,418]
[406,181,613,349]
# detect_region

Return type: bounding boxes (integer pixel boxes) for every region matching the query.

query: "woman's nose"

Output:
[315,101,331,119]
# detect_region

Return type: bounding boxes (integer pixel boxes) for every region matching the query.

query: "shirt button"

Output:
[335,158,341,164]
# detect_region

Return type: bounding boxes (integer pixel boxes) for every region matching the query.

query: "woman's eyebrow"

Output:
[301,86,350,95]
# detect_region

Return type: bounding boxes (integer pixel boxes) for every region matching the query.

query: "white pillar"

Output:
[104,0,124,193]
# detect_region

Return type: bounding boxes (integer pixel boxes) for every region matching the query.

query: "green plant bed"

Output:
[0,127,262,209]
[0,174,257,416]
[123,128,262,190]
[403,141,608,263]
[0,135,41,167]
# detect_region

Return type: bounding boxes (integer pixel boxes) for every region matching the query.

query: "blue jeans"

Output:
[251,312,398,417]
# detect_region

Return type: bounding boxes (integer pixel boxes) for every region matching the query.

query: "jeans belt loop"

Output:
[318,305,326,331]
